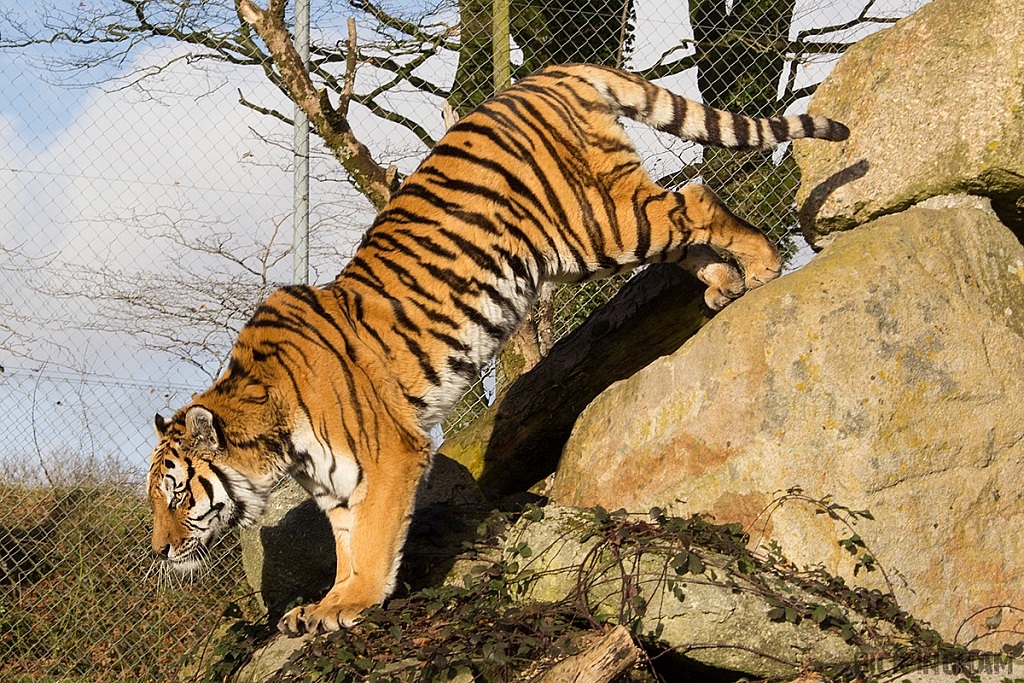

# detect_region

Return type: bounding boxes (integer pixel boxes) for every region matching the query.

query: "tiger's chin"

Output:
[163,537,213,575]
[165,554,206,575]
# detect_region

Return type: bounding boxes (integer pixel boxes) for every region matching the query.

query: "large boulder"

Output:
[551,196,1024,645]
[794,0,1024,247]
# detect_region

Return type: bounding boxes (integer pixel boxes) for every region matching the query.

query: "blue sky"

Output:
[1,2,131,151]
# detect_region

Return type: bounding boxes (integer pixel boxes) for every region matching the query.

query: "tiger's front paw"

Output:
[278,599,367,637]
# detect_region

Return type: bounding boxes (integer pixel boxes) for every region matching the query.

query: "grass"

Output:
[0,481,257,682]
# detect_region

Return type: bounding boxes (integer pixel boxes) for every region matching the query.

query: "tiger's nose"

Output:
[155,543,171,558]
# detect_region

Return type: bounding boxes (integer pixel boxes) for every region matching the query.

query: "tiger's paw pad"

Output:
[278,602,364,637]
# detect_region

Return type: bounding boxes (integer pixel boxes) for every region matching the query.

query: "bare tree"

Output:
[44,211,292,380]
[0,242,69,370]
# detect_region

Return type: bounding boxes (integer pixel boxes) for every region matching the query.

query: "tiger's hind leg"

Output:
[673,183,782,290]
[676,244,745,311]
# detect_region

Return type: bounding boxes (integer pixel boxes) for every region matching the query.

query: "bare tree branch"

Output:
[798,0,901,41]
[239,0,396,209]
[238,87,294,124]
[340,17,357,117]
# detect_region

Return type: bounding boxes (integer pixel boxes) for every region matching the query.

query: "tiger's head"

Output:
[148,404,271,572]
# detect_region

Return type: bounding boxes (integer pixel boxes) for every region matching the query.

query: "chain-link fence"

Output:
[1,0,925,679]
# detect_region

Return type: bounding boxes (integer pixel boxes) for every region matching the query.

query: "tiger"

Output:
[148,63,848,636]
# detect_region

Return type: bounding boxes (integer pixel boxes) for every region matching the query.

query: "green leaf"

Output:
[986,609,1003,631]
[525,507,545,522]
[736,556,756,575]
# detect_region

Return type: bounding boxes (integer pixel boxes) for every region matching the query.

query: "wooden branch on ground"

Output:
[536,625,639,683]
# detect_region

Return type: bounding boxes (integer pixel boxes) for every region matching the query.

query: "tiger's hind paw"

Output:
[704,285,742,311]
[278,600,365,637]
[743,262,783,290]
[699,261,745,311]
[738,243,783,290]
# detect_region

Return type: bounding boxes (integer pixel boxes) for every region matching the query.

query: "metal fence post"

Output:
[293,0,311,286]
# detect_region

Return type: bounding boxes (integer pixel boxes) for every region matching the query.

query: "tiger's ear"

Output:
[185,405,220,450]
[154,413,171,436]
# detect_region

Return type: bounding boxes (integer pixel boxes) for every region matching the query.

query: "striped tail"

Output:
[577,64,850,150]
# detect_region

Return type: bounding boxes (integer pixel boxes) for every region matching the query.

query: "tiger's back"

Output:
[336,63,847,427]
[148,63,849,636]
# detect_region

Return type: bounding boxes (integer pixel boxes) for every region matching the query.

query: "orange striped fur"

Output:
[148,64,848,636]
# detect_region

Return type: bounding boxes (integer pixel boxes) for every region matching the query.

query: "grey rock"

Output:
[493,506,859,679]
[794,0,1024,247]
[552,198,1024,646]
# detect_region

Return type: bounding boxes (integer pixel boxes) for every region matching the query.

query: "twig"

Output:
[340,17,357,117]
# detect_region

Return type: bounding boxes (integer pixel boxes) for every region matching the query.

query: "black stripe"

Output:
[207,463,243,527]
[392,229,458,260]
[194,502,224,522]
[451,296,506,340]
[768,118,788,143]
[448,357,478,381]
[440,224,504,275]
[665,96,686,134]
[404,392,428,410]
[703,106,721,145]
[414,257,473,294]
[429,329,470,352]
[402,335,440,385]
[633,190,654,261]
[197,475,215,502]
[420,306,460,329]
[494,247,535,286]
[376,255,441,304]
[375,206,442,227]
[733,115,750,148]
[800,115,815,138]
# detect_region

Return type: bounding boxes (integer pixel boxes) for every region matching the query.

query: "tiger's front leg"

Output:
[278,443,432,637]
[277,505,359,635]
